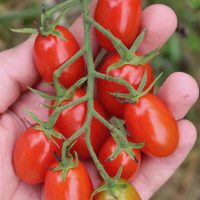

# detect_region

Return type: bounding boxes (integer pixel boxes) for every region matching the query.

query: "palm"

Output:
[0,2,198,200]
[0,109,42,200]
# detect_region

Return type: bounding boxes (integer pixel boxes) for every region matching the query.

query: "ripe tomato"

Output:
[94,0,141,51]
[94,179,141,200]
[49,89,110,159]
[98,137,141,180]
[13,126,62,184]
[124,94,179,157]
[97,53,154,118]
[44,161,93,200]
[34,25,85,88]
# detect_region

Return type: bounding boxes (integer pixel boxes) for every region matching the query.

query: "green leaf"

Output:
[134,48,159,66]
[41,4,46,28]
[140,72,163,96]
[109,92,132,99]
[24,110,43,125]
[106,60,124,75]
[50,29,67,41]
[106,146,122,161]
[114,164,123,181]
[28,87,57,100]
[110,117,126,136]
[10,28,38,34]
[130,29,147,53]
[137,70,147,93]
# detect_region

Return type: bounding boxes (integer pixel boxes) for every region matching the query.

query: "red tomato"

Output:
[34,25,85,88]
[94,0,141,51]
[44,161,93,200]
[13,126,62,184]
[94,179,141,200]
[98,137,141,180]
[124,94,179,157]
[97,53,154,118]
[49,89,110,159]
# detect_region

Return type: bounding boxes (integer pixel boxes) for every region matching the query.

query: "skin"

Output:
[44,161,93,200]
[13,126,62,185]
[124,94,179,157]
[94,0,141,51]
[49,89,110,159]
[97,53,153,118]
[0,1,199,200]
[98,137,141,179]
[34,25,86,88]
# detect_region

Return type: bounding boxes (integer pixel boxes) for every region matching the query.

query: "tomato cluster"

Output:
[12,0,179,200]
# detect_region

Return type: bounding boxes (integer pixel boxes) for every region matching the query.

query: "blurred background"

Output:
[0,0,199,199]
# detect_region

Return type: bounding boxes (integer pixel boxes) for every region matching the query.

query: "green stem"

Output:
[61,126,86,162]
[53,48,85,96]
[95,71,138,97]
[93,111,128,147]
[46,0,80,17]
[80,0,112,184]
[88,18,133,61]
[48,96,88,127]
[85,129,111,182]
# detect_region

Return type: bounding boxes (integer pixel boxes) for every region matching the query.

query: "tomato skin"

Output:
[13,126,62,184]
[98,137,141,180]
[34,25,85,88]
[44,161,93,200]
[94,179,141,200]
[49,89,110,159]
[94,0,141,51]
[124,94,179,157]
[97,53,154,118]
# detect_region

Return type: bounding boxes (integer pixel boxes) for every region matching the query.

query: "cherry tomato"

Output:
[124,94,179,157]
[98,137,141,180]
[13,126,62,184]
[94,179,141,200]
[44,161,93,200]
[97,53,154,118]
[94,0,141,51]
[49,89,110,159]
[34,25,85,88]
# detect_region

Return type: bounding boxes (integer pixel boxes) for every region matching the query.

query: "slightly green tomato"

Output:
[94,179,141,200]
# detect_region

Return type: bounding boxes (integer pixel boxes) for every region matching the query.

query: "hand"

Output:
[0,2,198,200]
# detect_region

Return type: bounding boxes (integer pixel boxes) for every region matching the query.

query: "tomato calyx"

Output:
[50,147,79,181]
[106,30,159,75]
[107,117,144,162]
[29,76,87,109]
[11,0,79,38]
[91,178,128,200]
[51,141,80,181]
[110,71,163,104]
[26,111,65,147]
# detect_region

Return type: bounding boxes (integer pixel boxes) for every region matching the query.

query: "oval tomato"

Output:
[124,94,179,157]
[98,137,141,180]
[34,25,85,88]
[97,53,154,118]
[13,126,62,184]
[94,0,141,51]
[49,89,110,159]
[94,179,141,200]
[44,160,93,200]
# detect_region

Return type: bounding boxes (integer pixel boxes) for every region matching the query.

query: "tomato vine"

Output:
[13,0,160,197]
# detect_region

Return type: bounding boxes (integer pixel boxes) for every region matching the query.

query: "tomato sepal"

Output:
[50,151,79,181]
